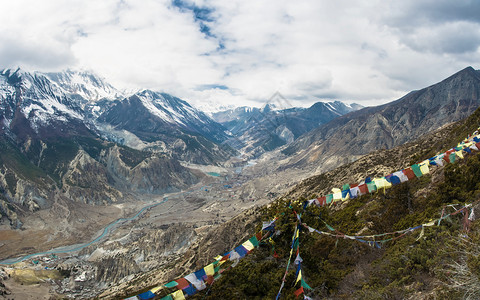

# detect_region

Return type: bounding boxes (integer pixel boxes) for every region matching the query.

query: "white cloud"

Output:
[1,0,479,109]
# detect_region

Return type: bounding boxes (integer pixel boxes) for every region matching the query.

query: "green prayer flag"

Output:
[214,265,221,273]
[450,152,456,163]
[342,183,350,191]
[249,236,259,247]
[160,295,174,300]
[326,194,333,204]
[367,182,377,193]
[164,281,178,288]
[301,278,312,290]
[411,164,422,178]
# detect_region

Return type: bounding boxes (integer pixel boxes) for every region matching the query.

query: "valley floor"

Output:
[0,157,312,299]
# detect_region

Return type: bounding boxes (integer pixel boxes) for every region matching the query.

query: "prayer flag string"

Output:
[303,130,480,209]
[301,202,476,249]
[122,219,277,300]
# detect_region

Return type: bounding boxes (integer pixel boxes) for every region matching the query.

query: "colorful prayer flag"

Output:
[171,290,186,300]
[411,164,422,178]
[294,286,304,297]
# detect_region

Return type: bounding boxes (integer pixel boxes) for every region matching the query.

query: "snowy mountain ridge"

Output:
[0,68,235,162]
[136,89,208,127]
[0,68,216,133]
[0,68,84,133]
[44,69,123,102]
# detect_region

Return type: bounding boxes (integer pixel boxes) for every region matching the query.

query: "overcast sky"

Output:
[1,0,479,110]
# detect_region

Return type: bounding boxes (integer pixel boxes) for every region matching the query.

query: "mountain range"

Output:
[211,98,362,157]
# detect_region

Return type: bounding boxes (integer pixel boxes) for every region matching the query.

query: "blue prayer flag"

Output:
[194,268,206,281]
[182,284,197,296]
[341,189,351,199]
[234,245,249,258]
[389,175,401,185]
[138,291,155,300]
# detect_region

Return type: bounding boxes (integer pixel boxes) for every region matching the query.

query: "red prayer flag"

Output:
[358,184,368,195]
[294,286,304,298]
[443,150,455,163]
[402,168,416,180]
[317,197,326,206]
[206,275,214,285]
[256,231,263,241]
[175,277,190,290]
[443,154,450,163]
[220,253,230,261]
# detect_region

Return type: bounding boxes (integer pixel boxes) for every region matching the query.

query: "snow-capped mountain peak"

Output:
[1,68,84,124]
[45,69,123,102]
[136,89,208,126]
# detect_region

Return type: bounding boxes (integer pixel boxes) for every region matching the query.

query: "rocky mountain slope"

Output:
[0,68,235,230]
[281,66,480,173]
[0,135,199,228]
[212,100,362,158]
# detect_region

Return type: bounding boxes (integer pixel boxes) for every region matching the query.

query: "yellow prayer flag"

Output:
[332,188,341,194]
[423,220,436,227]
[150,286,163,294]
[383,178,392,189]
[214,255,223,261]
[374,177,392,189]
[419,163,430,175]
[204,264,215,276]
[172,290,186,300]
[333,192,342,200]
[296,270,302,284]
[242,240,255,251]
[455,151,464,159]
